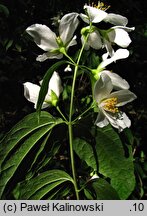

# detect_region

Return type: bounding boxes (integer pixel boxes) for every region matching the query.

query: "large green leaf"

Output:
[36,60,68,113]
[84,178,120,200]
[15,170,73,199]
[0,111,63,198]
[73,138,97,170]
[95,125,135,199]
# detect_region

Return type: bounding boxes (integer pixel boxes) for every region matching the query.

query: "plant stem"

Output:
[68,35,89,200]
[63,51,76,65]
[68,122,79,199]
[56,106,68,122]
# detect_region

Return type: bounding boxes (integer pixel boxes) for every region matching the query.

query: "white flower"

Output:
[80,5,133,52]
[26,13,79,61]
[80,5,107,24]
[94,73,137,131]
[23,71,63,108]
[64,64,72,72]
[80,5,128,26]
[103,26,135,56]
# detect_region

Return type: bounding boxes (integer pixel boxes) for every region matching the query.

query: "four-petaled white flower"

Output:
[23,71,63,109]
[26,13,79,61]
[94,73,137,131]
[80,5,128,26]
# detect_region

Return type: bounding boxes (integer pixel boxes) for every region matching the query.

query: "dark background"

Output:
[0,0,147,199]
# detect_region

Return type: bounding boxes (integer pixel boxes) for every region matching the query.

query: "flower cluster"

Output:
[24,2,137,131]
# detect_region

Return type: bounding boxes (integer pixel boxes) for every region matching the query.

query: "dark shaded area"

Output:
[0,0,147,199]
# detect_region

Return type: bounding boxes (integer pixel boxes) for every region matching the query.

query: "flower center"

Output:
[89,1,110,11]
[56,36,64,47]
[102,97,119,113]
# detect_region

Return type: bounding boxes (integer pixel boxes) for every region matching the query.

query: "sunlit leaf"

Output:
[95,125,135,199]
[84,178,120,200]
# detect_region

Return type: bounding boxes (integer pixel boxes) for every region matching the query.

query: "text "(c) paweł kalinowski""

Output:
[20,202,104,212]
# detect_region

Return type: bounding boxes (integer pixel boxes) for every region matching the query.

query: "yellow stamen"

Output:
[102,97,119,113]
[88,1,110,11]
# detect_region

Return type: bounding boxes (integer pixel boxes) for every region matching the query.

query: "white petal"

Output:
[113,48,130,60]
[110,89,137,106]
[81,35,90,50]
[36,52,63,62]
[117,112,131,129]
[99,49,129,69]
[66,35,77,49]
[94,73,113,102]
[79,13,90,24]
[103,110,131,131]
[101,70,130,90]
[26,24,58,51]
[104,13,128,26]
[88,31,102,50]
[47,71,63,98]
[23,82,40,108]
[102,51,109,61]
[111,26,135,32]
[59,13,79,44]
[23,82,51,109]
[95,110,109,127]
[84,5,107,23]
[108,29,132,48]
[103,38,114,57]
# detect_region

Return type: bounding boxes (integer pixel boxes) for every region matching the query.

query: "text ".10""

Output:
[133,203,144,212]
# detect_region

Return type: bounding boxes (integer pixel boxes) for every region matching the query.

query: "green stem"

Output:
[56,106,68,122]
[72,103,95,124]
[68,122,79,199]
[68,34,89,200]
[62,50,76,65]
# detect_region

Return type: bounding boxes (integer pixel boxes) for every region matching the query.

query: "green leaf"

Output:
[123,128,134,145]
[37,60,68,113]
[0,111,63,198]
[95,125,135,199]
[29,181,66,200]
[36,140,61,173]
[73,138,97,171]
[84,178,120,200]
[16,170,73,199]
[27,130,52,175]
